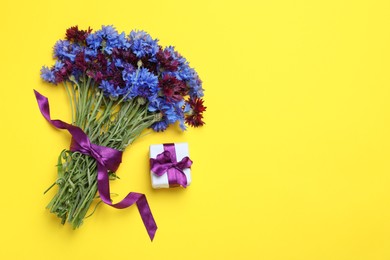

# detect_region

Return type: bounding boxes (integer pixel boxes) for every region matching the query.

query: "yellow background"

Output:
[1,0,390,259]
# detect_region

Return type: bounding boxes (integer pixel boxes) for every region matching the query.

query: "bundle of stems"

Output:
[45,76,159,228]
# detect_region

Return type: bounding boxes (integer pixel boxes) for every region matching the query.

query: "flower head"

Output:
[86,53,108,83]
[98,80,127,99]
[187,72,204,98]
[127,68,158,102]
[40,66,56,83]
[66,25,92,44]
[87,25,130,54]
[74,52,88,72]
[151,120,168,132]
[53,61,64,71]
[129,30,159,59]
[185,98,206,127]
[174,66,203,97]
[53,40,81,62]
[158,74,188,102]
[156,46,180,71]
[148,98,186,131]
[112,48,138,65]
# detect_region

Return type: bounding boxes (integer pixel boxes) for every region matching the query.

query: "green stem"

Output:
[63,81,75,124]
[89,100,114,141]
[85,90,103,132]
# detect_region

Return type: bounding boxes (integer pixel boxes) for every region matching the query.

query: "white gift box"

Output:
[149,143,192,189]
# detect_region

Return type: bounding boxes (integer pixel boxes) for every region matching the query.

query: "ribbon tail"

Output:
[166,167,188,188]
[97,163,112,204]
[34,89,93,151]
[135,194,158,241]
[97,164,157,240]
[34,89,71,130]
[175,169,188,188]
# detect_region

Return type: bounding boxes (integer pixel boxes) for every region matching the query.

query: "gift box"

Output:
[149,143,193,189]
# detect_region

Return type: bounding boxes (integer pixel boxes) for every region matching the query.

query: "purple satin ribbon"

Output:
[34,90,157,241]
[150,144,193,188]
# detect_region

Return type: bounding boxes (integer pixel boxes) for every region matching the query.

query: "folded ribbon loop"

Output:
[150,143,193,188]
[34,90,157,241]
[70,138,122,172]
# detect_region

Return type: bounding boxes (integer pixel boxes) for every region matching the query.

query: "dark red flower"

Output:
[156,47,179,71]
[112,48,138,64]
[112,48,157,74]
[185,98,206,127]
[54,60,73,83]
[75,52,88,72]
[96,53,108,70]
[86,52,108,83]
[66,26,92,44]
[106,62,125,87]
[159,75,188,102]
[86,70,104,83]
[141,56,158,73]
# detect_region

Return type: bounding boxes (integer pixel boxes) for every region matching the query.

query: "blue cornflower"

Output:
[53,40,81,62]
[175,65,192,81]
[187,72,204,98]
[85,48,98,60]
[103,30,130,54]
[116,32,131,50]
[165,65,204,98]
[171,99,186,130]
[126,68,158,102]
[40,66,56,83]
[100,25,118,39]
[114,58,125,68]
[87,26,130,54]
[165,46,187,65]
[151,121,168,132]
[183,102,191,113]
[121,64,136,81]
[148,99,173,132]
[129,30,159,59]
[98,80,127,99]
[86,33,101,50]
[53,61,64,71]
[148,98,186,131]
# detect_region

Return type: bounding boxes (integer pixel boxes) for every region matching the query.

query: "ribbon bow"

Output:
[150,144,193,188]
[34,90,157,241]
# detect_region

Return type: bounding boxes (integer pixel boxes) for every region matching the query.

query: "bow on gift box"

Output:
[150,144,193,188]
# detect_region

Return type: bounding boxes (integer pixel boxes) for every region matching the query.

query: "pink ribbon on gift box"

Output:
[150,144,193,188]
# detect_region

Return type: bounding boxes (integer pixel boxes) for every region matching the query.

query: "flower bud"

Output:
[137,97,146,105]
[69,75,76,82]
[154,112,163,122]
[110,95,118,101]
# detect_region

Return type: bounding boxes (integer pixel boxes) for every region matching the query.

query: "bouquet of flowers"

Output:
[36,25,206,240]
